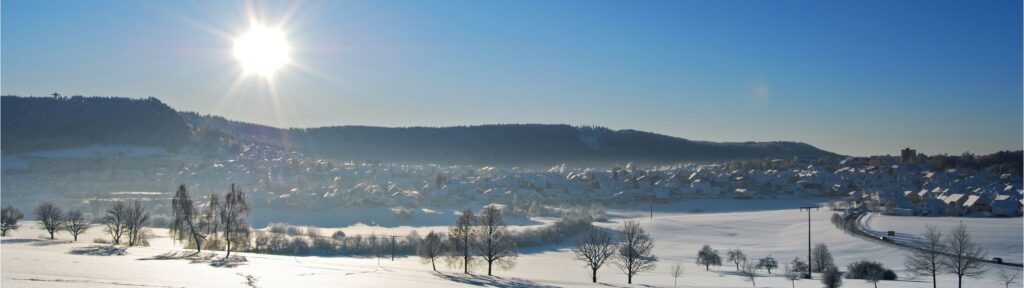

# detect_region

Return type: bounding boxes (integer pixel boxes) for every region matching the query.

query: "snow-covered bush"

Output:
[331,230,346,240]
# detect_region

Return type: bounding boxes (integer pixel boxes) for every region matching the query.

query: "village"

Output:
[2,145,1021,219]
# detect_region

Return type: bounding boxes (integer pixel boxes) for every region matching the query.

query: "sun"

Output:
[233,25,290,77]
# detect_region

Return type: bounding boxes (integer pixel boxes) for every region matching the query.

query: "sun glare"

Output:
[233,25,290,77]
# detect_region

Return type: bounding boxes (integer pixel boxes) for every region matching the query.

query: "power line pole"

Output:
[799,206,819,279]
[389,235,397,260]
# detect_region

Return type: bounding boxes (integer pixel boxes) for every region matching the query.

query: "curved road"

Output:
[845,211,1022,268]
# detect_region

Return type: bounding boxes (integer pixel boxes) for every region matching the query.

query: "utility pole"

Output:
[799,206,819,279]
[390,235,399,261]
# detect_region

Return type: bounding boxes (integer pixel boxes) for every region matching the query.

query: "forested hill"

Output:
[281,125,838,166]
[2,95,840,165]
[1,95,194,153]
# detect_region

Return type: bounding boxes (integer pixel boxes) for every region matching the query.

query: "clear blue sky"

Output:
[3,0,1021,156]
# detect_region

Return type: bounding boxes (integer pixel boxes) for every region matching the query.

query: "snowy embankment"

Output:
[3,200,1021,287]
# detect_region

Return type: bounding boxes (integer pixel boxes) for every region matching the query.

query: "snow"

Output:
[861,213,1023,263]
[3,201,1021,287]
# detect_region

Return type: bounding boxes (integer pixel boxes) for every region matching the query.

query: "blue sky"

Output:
[2,0,1021,156]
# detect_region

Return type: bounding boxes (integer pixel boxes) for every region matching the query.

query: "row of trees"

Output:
[416,206,518,276]
[571,221,656,284]
[904,223,991,288]
[169,184,251,257]
[1,200,150,245]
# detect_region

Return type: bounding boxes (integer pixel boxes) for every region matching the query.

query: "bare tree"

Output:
[757,255,778,274]
[63,209,91,241]
[784,263,801,288]
[942,222,987,288]
[418,231,444,271]
[669,262,684,286]
[696,245,722,271]
[615,220,656,284]
[995,268,1021,288]
[727,248,747,270]
[812,243,835,272]
[34,202,63,240]
[737,260,758,287]
[474,205,517,275]
[1,205,24,236]
[572,227,617,283]
[202,193,222,250]
[170,184,205,252]
[103,201,128,244]
[821,266,843,288]
[124,200,150,246]
[220,184,251,257]
[904,225,943,288]
[447,208,475,273]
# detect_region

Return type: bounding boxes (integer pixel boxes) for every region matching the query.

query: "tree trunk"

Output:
[187,219,201,253]
[592,267,597,283]
[49,232,54,239]
[932,273,936,288]
[487,261,492,276]
[957,274,962,288]
[431,258,436,271]
[627,273,632,284]
[225,221,232,258]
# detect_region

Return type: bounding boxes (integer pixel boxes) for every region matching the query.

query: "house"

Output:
[914,199,948,216]
[962,195,991,213]
[991,198,1023,217]
[942,193,968,206]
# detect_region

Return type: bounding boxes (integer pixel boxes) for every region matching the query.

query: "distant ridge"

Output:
[2,95,841,165]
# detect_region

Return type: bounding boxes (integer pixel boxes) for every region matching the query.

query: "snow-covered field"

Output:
[3,201,1021,287]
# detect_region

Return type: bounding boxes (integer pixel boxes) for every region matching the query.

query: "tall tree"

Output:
[615,220,656,284]
[572,227,617,283]
[170,184,205,253]
[942,222,987,288]
[103,201,128,244]
[1,205,24,236]
[696,245,722,271]
[124,200,150,246]
[34,202,63,240]
[63,209,91,241]
[727,248,747,270]
[447,208,475,273]
[202,193,222,249]
[812,243,834,272]
[905,225,944,288]
[417,231,444,271]
[474,205,517,276]
[220,184,251,257]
